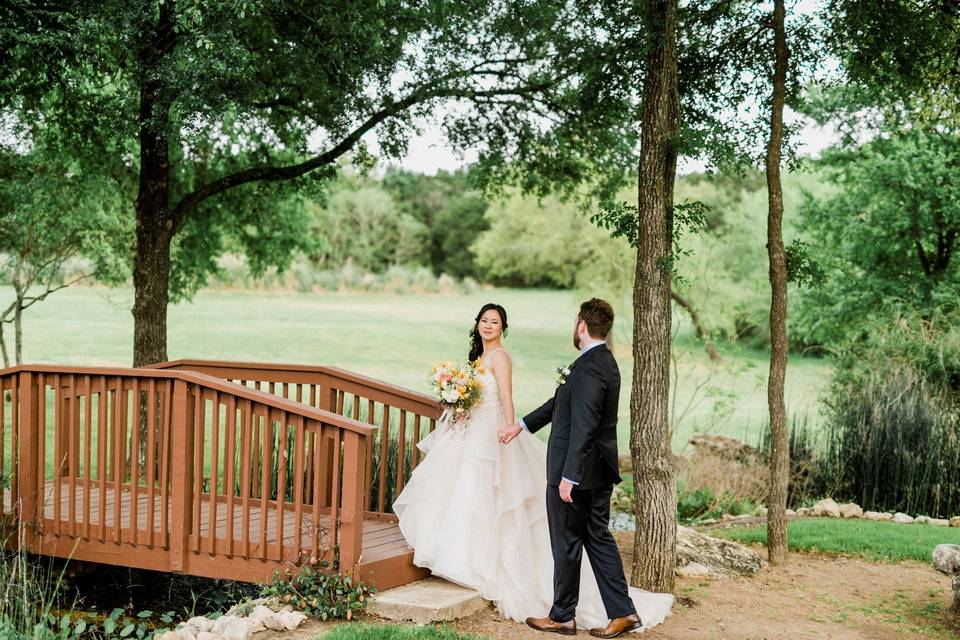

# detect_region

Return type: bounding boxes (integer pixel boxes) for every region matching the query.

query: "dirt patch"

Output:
[266,532,960,639]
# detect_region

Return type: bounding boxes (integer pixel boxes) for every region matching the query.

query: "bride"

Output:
[392,303,673,632]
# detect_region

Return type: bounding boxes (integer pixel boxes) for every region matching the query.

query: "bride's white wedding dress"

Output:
[393,350,673,631]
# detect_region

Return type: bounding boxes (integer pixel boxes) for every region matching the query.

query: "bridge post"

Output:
[170,379,195,573]
[16,371,40,550]
[340,429,367,575]
[317,373,335,508]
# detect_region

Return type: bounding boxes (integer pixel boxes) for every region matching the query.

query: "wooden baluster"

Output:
[112,376,124,544]
[1,378,6,515]
[170,379,195,574]
[274,409,288,561]
[329,425,342,553]
[129,378,140,541]
[52,374,62,536]
[97,376,108,542]
[146,379,156,548]
[377,404,390,513]
[396,410,407,497]
[224,394,236,558]
[207,391,220,556]
[191,388,203,553]
[37,374,46,538]
[68,374,77,537]
[83,375,92,540]
[292,416,305,563]
[258,407,271,560]
[239,399,252,558]
[160,380,172,546]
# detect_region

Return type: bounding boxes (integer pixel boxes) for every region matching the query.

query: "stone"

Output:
[367,577,487,624]
[931,518,951,527]
[211,616,254,640]
[864,511,894,522]
[676,562,712,578]
[810,498,841,518]
[176,628,198,640]
[276,611,307,631]
[839,503,863,519]
[933,544,960,614]
[893,512,914,524]
[248,605,276,624]
[934,545,960,575]
[915,515,930,524]
[187,617,214,633]
[786,509,797,517]
[157,633,179,640]
[675,525,763,577]
[951,517,960,527]
[196,633,219,640]
[796,507,811,517]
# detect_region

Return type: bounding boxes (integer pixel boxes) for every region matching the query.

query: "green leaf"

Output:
[119,622,135,637]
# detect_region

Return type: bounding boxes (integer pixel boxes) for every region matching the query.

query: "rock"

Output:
[796,507,811,517]
[934,545,960,575]
[864,511,893,521]
[810,498,841,518]
[276,611,307,631]
[786,509,797,517]
[157,633,179,640]
[248,605,276,624]
[676,562,712,578]
[932,544,960,614]
[915,515,930,524]
[676,525,763,577]
[187,617,214,633]
[176,628,198,640]
[951,517,960,527]
[839,503,863,519]
[931,518,951,527]
[893,512,914,524]
[196,633,219,640]
[211,615,255,640]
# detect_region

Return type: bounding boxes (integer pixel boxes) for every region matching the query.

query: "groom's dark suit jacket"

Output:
[523,343,622,490]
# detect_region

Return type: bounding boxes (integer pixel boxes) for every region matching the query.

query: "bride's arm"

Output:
[489,351,516,425]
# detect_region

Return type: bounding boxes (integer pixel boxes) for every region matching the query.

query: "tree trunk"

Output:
[12,257,24,365]
[765,0,790,566]
[630,0,679,593]
[131,1,176,368]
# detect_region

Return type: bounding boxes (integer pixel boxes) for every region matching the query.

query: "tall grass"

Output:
[816,368,960,518]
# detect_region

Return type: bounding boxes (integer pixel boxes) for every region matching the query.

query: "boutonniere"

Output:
[555,364,573,387]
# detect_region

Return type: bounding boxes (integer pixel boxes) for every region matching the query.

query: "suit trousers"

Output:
[545,484,636,622]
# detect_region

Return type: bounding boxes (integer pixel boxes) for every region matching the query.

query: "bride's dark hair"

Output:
[468,303,508,362]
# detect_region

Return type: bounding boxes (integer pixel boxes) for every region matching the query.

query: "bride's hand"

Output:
[498,423,522,444]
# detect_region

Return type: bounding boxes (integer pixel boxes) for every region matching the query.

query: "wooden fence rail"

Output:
[0,362,430,588]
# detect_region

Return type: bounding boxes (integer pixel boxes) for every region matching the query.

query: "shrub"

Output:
[676,482,756,524]
[260,550,373,622]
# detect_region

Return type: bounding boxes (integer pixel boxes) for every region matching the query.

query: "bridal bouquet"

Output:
[430,359,484,423]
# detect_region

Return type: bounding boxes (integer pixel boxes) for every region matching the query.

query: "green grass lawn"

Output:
[1,285,830,451]
[713,518,960,562]
[322,625,486,640]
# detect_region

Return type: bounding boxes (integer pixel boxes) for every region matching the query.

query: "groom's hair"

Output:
[578,298,614,338]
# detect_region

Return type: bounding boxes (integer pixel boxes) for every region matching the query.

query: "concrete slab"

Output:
[367,577,489,624]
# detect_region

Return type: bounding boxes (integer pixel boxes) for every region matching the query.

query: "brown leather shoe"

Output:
[589,613,642,638]
[525,616,577,636]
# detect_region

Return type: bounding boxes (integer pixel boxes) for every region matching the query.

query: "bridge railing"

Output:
[0,364,376,580]
[146,360,443,519]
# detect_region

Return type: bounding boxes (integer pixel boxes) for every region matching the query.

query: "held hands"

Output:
[497,422,522,444]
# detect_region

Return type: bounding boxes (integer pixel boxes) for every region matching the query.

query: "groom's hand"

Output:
[498,423,522,444]
[559,479,574,503]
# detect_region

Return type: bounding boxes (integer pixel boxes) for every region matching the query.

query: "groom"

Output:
[499,298,641,638]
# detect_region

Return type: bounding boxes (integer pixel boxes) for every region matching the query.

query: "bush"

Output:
[676,482,756,524]
[260,550,373,622]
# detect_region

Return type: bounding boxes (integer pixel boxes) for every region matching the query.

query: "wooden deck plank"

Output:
[34,481,413,560]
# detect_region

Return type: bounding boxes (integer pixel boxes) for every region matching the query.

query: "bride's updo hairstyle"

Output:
[468,303,509,363]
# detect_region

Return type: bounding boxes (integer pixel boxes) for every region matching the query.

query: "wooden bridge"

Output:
[0,359,441,590]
